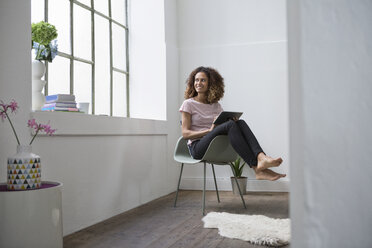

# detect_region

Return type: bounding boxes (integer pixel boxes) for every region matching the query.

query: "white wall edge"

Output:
[179,177,290,192]
[31,111,168,136]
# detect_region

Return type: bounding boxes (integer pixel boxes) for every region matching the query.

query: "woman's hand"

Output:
[209,124,216,132]
[209,116,218,132]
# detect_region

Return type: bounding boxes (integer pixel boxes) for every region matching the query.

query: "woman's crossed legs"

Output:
[190,120,285,181]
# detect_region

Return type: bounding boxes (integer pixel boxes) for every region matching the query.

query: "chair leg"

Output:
[211,164,220,203]
[202,162,206,216]
[229,164,247,209]
[174,163,184,207]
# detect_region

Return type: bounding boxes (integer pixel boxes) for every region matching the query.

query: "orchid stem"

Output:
[29,127,40,145]
[4,111,20,145]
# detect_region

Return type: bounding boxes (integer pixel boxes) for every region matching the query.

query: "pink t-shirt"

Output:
[179,98,223,145]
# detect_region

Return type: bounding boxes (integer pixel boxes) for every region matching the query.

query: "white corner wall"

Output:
[0,0,180,236]
[288,0,372,247]
[0,1,31,145]
[176,0,289,191]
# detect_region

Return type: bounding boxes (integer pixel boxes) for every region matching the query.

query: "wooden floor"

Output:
[64,190,289,248]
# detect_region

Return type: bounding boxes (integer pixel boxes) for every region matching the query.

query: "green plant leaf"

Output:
[230,157,247,177]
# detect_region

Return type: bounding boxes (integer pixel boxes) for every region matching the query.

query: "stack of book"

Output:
[42,94,79,112]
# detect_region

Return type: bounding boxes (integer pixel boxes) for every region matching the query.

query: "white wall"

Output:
[176,0,289,191]
[164,0,182,192]
[288,0,372,247]
[0,1,31,145]
[0,0,180,236]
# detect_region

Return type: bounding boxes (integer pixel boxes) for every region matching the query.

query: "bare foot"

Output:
[254,168,286,181]
[256,153,283,171]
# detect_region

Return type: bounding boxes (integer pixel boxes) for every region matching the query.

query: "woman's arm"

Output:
[181,111,215,140]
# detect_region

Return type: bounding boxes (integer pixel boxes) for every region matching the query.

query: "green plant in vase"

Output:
[230,157,248,195]
[31,21,58,110]
[31,21,58,62]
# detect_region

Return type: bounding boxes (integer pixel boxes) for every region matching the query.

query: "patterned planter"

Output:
[7,145,41,190]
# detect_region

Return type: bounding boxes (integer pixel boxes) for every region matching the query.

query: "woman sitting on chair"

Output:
[179,66,286,181]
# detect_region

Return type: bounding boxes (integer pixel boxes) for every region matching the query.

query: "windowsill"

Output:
[31,111,168,136]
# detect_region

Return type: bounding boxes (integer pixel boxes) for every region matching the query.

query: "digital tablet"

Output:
[213,111,243,125]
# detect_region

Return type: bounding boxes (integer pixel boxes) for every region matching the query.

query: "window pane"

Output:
[77,0,91,7]
[73,5,91,60]
[112,24,126,71]
[113,72,127,117]
[49,0,70,54]
[94,14,110,115]
[94,0,108,16]
[74,61,92,114]
[48,56,70,95]
[111,0,126,24]
[31,0,44,23]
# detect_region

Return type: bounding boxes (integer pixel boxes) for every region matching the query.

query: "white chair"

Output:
[173,135,246,215]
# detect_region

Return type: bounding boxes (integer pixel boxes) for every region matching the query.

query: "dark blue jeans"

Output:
[189,120,264,167]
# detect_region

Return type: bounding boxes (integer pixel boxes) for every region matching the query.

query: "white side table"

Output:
[0,181,63,248]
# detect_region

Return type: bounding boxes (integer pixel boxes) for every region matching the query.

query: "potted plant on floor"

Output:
[230,157,247,195]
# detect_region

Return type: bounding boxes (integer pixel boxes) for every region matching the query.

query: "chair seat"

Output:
[174,155,201,164]
[173,136,237,165]
[173,135,246,215]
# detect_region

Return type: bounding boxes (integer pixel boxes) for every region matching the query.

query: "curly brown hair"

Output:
[184,66,225,104]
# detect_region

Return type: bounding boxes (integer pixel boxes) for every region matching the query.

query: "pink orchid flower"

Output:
[0,111,6,121]
[29,120,57,144]
[1,99,56,145]
[0,100,20,144]
[41,124,56,136]
[28,119,38,130]
[9,100,18,113]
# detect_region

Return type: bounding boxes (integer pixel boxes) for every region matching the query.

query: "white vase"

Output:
[32,60,46,111]
[7,145,42,190]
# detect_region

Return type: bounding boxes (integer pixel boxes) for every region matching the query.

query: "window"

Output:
[32,0,129,117]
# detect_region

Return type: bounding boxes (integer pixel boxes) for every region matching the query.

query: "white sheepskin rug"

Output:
[202,212,290,246]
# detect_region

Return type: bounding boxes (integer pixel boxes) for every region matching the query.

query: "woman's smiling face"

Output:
[194,72,209,94]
